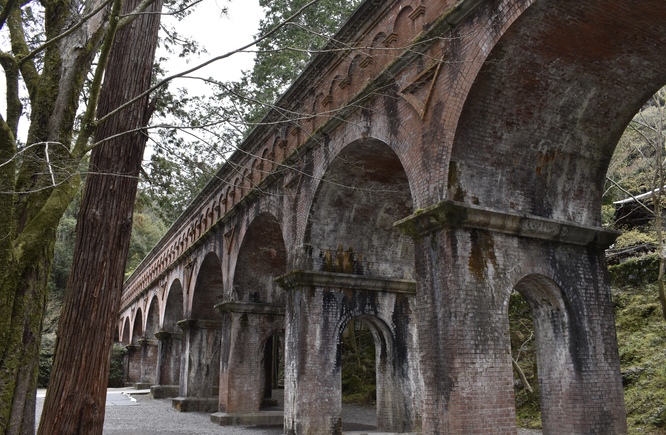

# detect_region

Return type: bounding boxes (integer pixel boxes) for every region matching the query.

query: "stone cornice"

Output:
[215,301,285,316]
[394,200,620,248]
[176,319,223,331]
[275,270,416,294]
[138,338,159,347]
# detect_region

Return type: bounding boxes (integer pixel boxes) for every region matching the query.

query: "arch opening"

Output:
[156,279,183,391]
[233,213,287,305]
[510,274,573,433]
[305,139,414,280]
[191,252,224,320]
[449,0,666,225]
[260,332,285,410]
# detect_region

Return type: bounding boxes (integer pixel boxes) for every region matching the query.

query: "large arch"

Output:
[120,317,130,345]
[232,212,287,304]
[175,252,223,411]
[126,308,144,385]
[152,279,184,398]
[139,296,160,387]
[304,138,414,279]
[216,212,287,415]
[448,0,666,224]
[190,252,224,319]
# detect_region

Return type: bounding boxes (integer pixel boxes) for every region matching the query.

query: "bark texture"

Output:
[36,0,162,432]
[0,1,108,433]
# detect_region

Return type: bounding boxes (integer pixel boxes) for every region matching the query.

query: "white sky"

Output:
[0,0,263,144]
[160,0,263,93]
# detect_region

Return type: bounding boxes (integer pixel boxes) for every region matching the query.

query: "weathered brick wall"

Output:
[399,202,625,433]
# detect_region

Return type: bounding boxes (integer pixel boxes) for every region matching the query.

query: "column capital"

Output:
[394,200,619,248]
[154,330,171,341]
[138,337,159,347]
[215,301,285,315]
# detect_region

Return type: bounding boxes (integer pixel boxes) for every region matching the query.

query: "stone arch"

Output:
[232,212,287,305]
[391,5,414,46]
[164,278,184,330]
[449,0,666,225]
[177,252,224,406]
[335,313,411,431]
[232,177,241,203]
[347,54,364,85]
[304,138,414,279]
[224,185,234,213]
[131,307,143,344]
[259,330,284,406]
[155,278,184,391]
[145,295,160,337]
[509,274,578,433]
[121,317,131,344]
[261,147,273,174]
[190,252,224,319]
[242,168,251,196]
[141,295,161,385]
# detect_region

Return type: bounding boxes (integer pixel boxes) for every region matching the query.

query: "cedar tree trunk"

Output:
[37,0,162,432]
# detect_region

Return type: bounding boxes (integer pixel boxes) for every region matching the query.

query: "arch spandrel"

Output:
[448,0,666,225]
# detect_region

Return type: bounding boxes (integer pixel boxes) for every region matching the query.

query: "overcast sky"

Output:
[161,0,263,92]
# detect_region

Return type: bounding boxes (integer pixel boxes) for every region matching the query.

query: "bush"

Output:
[108,344,128,388]
[38,335,56,388]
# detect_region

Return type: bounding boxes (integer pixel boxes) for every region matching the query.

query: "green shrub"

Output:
[108,344,128,388]
[609,254,659,286]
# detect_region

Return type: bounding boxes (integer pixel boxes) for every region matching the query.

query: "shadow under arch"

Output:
[511,273,578,434]
[449,0,666,226]
[232,212,287,305]
[304,138,414,279]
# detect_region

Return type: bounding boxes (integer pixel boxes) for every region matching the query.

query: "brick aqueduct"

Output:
[117,0,666,433]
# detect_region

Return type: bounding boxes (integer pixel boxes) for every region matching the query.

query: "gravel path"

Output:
[35,388,541,434]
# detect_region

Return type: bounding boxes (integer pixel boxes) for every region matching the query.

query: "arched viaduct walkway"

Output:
[118,0,666,433]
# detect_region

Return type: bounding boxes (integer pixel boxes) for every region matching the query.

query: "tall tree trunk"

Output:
[37,0,162,432]
[0,1,109,433]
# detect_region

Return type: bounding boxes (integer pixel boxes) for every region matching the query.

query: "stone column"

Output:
[172,319,222,412]
[396,200,627,435]
[283,282,341,435]
[151,330,181,398]
[138,337,159,389]
[278,271,420,435]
